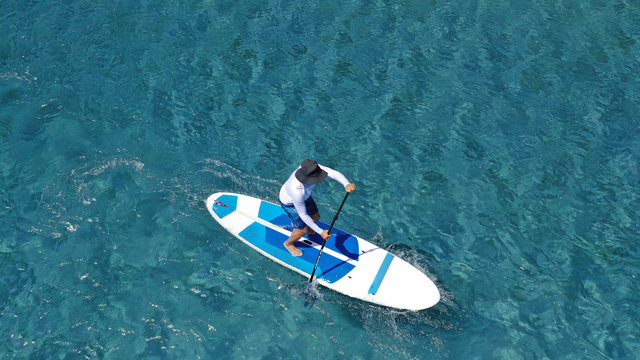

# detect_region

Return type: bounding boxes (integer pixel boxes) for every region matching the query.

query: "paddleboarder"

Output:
[279,159,356,256]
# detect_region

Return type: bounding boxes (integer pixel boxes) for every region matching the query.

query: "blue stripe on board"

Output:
[212,194,237,219]
[257,201,291,226]
[238,221,355,283]
[368,253,394,295]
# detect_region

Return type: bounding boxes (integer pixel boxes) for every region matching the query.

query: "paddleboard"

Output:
[206,192,440,310]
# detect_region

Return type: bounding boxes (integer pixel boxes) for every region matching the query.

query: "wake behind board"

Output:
[207,192,440,310]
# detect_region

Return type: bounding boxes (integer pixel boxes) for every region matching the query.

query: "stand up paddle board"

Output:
[207,192,440,310]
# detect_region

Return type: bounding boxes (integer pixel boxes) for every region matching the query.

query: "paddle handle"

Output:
[308,192,350,283]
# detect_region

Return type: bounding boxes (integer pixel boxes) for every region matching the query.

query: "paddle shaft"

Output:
[308,192,350,283]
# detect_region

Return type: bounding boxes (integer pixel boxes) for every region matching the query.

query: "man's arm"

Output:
[321,165,355,192]
[293,200,324,235]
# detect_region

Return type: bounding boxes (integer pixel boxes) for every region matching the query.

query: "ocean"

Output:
[1,0,639,358]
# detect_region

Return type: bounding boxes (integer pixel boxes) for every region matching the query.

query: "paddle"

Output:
[308,191,350,284]
[304,191,350,308]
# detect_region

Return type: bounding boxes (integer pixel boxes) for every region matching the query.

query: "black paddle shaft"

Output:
[308,192,350,283]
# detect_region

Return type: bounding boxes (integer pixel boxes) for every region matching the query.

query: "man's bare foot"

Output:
[284,242,303,257]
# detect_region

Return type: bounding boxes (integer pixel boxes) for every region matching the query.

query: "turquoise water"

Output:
[1,0,639,358]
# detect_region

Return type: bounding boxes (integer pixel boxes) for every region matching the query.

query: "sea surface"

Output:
[1,0,639,359]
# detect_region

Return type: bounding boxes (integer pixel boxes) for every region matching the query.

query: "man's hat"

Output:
[295,159,328,185]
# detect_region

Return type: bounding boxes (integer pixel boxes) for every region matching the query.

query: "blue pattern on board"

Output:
[238,221,355,283]
[256,198,361,259]
[368,253,394,295]
[257,200,291,226]
[306,228,360,261]
[212,194,238,219]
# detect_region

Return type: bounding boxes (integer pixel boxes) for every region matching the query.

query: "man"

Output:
[279,159,356,256]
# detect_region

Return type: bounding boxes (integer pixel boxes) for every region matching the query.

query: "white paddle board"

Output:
[207,192,440,310]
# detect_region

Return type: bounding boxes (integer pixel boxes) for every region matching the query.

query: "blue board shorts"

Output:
[280,196,319,230]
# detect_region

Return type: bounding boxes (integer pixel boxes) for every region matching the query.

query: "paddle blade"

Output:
[304,281,321,309]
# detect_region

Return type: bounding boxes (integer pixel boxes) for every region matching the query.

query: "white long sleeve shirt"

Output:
[279,164,350,234]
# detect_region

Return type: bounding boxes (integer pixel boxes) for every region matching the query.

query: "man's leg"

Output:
[284,228,307,256]
[283,213,319,256]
